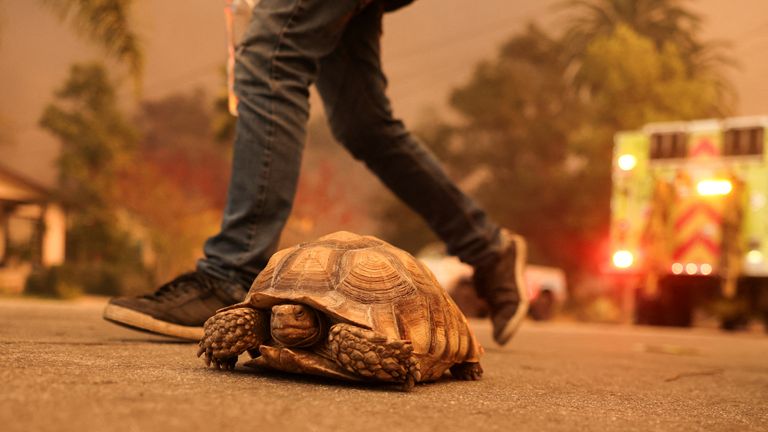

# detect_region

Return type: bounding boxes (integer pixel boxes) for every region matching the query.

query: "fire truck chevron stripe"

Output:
[673,231,719,261]
[673,203,722,231]
[690,138,719,157]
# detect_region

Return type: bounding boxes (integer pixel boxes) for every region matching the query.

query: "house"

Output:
[0,164,65,293]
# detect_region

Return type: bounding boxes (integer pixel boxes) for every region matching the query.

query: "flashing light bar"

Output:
[696,179,732,196]
[671,262,713,275]
[685,263,697,275]
[612,250,634,269]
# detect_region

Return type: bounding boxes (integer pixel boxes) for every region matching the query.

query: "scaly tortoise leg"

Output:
[197,307,269,370]
[328,323,421,391]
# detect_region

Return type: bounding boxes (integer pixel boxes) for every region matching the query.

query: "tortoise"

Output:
[197,231,483,390]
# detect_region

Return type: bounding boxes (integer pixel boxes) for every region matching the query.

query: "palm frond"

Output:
[40,0,143,86]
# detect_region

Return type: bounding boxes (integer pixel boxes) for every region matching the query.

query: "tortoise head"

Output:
[270,304,324,347]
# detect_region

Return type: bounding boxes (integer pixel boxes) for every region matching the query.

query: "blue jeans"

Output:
[198,0,502,286]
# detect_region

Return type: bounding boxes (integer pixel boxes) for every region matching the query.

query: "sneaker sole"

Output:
[103,304,204,341]
[495,233,530,346]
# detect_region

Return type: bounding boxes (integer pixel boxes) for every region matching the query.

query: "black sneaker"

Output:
[472,229,530,346]
[103,271,248,340]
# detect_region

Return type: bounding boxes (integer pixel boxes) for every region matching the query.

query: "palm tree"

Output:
[40,0,143,84]
[559,0,735,110]
[560,0,704,58]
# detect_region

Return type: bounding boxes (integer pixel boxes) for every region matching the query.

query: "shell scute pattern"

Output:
[336,249,417,304]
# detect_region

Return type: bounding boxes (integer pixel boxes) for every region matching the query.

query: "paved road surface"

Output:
[1,297,766,432]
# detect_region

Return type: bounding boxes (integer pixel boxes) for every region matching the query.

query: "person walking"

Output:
[103,0,529,346]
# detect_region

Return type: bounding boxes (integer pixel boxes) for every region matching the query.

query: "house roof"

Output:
[0,163,51,203]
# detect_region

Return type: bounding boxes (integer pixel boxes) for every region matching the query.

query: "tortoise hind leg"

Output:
[328,323,421,391]
[450,362,483,381]
[197,307,269,370]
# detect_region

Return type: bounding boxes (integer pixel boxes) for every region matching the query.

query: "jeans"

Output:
[198,0,502,286]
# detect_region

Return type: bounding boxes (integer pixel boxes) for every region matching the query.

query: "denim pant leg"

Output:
[315,4,503,266]
[198,0,367,286]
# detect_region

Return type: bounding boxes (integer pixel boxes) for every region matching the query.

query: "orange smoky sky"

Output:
[0,0,766,185]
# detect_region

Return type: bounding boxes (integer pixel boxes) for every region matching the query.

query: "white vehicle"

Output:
[418,245,567,320]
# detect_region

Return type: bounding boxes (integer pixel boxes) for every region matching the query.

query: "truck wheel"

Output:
[757,281,768,333]
[720,316,747,331]
[661,277,693,327]
[719,278,758,331]
[635,288,664,326]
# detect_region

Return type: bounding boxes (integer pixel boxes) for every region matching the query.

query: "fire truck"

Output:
[610,116,768,329]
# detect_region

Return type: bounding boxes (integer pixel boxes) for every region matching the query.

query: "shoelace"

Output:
[145,272,211,300]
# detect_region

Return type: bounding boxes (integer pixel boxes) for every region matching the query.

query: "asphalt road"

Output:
[1,297,766,432]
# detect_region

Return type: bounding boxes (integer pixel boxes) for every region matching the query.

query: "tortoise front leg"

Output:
[328,323,422,391]
[197,307,269,370]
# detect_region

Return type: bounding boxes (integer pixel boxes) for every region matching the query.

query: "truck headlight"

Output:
[617,154,637,171]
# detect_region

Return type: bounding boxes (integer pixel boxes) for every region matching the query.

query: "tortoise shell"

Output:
[242,231,483,380]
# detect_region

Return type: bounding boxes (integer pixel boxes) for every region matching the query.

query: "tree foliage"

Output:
[560,0,735,111]
[579,25,721,128]
[120,90,232,282]
[560,0,703,59]
[40,63,135,204]
[39,63,147,295]
[40,0,143,85]
[38,64,236,292]
[211,67,238,145]
[136,90,231,208]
